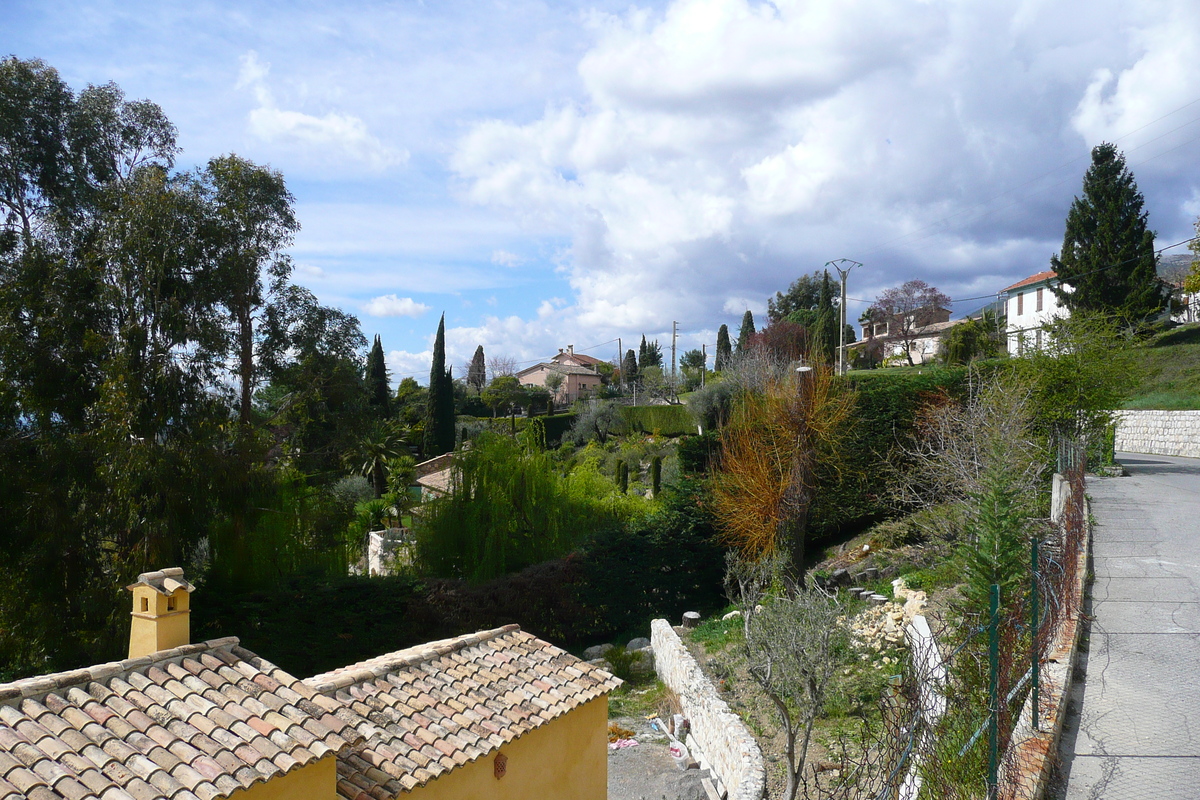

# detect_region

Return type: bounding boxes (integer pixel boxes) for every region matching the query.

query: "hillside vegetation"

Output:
[1124,323,1200,410]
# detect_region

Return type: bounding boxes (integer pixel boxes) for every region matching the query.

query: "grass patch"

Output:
[608,678,670,719]
[901,557,962,592]
[688,608,743,652]
[1124,336,1200,409]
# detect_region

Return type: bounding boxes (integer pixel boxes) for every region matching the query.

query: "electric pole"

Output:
[671,321,678,378]
[618,337,623,389]
[701,344,707,387]
[826,259,862,375]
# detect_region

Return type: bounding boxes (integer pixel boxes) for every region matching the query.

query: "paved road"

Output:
[1057,453,1200,799]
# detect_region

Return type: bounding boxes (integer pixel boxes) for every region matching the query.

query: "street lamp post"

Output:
[826,259,862,375]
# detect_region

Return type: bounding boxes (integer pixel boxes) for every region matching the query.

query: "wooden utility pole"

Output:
[618,337,623,389]
[701,344,707,387]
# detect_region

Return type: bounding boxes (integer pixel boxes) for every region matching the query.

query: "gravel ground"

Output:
[607,715,713,800]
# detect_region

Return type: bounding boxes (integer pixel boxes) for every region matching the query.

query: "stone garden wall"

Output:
[650,618,766,800]
[1114,410,1200,458]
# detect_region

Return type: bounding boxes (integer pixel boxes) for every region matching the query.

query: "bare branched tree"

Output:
[896,369,1044,510]
[726,554,849,800]
[864,280,951,366]
[486,354,518,381]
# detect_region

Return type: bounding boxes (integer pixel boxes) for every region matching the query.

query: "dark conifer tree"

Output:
[422,314,456,457]
[622,348,639,385]
[715,324,733,370]
[639,337,662,369]
[812,270,838,364]
[366,335,391,418]
[736,309,755,354]
[1051,142,1163,322]
[467,345,486,391]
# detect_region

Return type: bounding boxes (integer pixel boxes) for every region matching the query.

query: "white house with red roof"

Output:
[1002,270,1068,355]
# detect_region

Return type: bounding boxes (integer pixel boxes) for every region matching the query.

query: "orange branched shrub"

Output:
[712,364,854,566]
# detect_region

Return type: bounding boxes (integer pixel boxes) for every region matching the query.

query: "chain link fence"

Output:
[792,454,1088,800]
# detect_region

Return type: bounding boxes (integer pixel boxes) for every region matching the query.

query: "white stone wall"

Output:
[1114,410,1200,458]
[651,619,766,800]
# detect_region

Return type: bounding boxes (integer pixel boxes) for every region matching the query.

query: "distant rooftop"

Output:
[1002,270,1057,293]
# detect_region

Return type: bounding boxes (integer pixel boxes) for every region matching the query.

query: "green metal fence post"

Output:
[1032,537,1040,732]
[988,583,1000,799]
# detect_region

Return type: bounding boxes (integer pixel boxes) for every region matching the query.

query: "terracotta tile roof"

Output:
[0,638,360,800]
[553,351,604,367]
[304,625,621,799]
[1002,270,1057,293]
[125,568,194,596]
[516,362,597,378]
[414,468,453,495]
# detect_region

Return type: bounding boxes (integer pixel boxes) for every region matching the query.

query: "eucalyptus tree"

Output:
[199,154,299,427]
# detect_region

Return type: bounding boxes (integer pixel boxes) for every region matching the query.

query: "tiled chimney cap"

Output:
[125,566,195,595]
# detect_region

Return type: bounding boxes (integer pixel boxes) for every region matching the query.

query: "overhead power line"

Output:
[845,235,1198,308]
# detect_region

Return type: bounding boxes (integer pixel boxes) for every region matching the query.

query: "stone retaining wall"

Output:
[1114,410,1200,458]
[650,619,766,800]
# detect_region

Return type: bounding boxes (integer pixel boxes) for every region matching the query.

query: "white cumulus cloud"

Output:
[237,51,407,172]
[364,294,432,318]
[452,0,1200,341]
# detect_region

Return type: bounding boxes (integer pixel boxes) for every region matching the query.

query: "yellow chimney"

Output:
[126,568,194,658]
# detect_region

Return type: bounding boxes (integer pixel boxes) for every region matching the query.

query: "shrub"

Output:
[413,432,639,582]
[621,405,695,436]
[687,380,736,432]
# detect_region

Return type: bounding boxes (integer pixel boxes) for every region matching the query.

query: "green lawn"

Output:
[1125,324,1200,410]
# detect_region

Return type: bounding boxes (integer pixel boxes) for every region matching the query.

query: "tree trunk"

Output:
[238,308,254,427]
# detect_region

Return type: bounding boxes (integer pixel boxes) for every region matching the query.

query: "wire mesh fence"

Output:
[793,455,1089,800]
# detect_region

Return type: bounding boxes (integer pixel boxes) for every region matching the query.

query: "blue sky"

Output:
[6,0,1200,382]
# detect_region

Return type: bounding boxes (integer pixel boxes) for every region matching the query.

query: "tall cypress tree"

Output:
[812,270,837,364]
[640,338,662,369]
[366,334,391,418]
[422,314,456,457]
[736,309,756,354]
[715,324,733,370]
[1051,142,1163,322]
[622,348,639,386]
[467,344,486,391]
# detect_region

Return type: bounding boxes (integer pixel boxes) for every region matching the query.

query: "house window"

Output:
[1035,329,1042,350]
[1036,288,1043,312]
[1017,292,1023,315]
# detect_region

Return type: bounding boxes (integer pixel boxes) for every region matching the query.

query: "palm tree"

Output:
[351,421,405,497]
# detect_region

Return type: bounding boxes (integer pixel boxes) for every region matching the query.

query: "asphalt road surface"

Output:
[1056,453,1200,799]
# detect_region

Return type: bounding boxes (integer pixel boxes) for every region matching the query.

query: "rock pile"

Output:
[844,577,929,652]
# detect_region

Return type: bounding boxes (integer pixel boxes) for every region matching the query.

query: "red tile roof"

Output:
[1002,270,1057,293]
[0,638,359,800]
[305,625,621,798]
[0,626,618,800]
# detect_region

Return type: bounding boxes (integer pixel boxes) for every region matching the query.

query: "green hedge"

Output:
[621,405,696,436]
[807,366,978,538]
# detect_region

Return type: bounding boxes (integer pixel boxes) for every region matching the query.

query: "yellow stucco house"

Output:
[0,569,620,800]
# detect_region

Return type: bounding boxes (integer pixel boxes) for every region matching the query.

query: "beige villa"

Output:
[515,345,606,403]
[0,568,620,800]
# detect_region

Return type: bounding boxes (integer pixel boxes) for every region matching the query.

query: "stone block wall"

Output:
[1114,410,1200,458]
[650,619,765,800]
